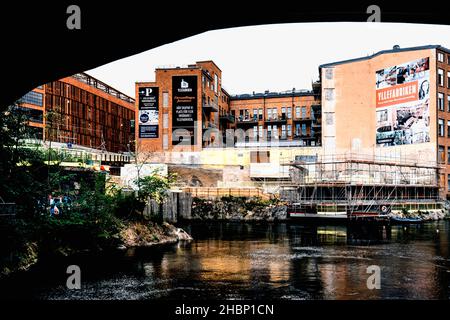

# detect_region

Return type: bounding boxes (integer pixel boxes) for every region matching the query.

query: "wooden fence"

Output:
[182,187,272,200]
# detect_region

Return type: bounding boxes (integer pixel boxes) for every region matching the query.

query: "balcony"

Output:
[264,114,287,124]
[236,115,259,126]
[293,116,314,122]
[203,102,219,112]
[219,114,235,123]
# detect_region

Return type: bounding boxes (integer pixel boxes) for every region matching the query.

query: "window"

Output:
[439,119,445,137]
[272,108,278,120]
[281,125,286,139]
[301,106,307,118]
[448,72,450,88]
[250,151,270,163]
[439,93,444,111]
[301,123,307,136]
[163,134,168,150]
[281,107,286,119]
[267,109,272,120]
[295,124,301,136]
[258,125,263,138]
[295,106,300,118]
[447,174,450,191]
[273,125,278,138]
[258,108,263,120]
[253,109,258,120]
[438,52,444,62]
[439,145,445,163]
[447,147,450,164]
[253,126,258,140]
[287,124,292,137]
[448,95,450,112]
[214,74,218,94]
[163,92,169,107]
[325,68,334,80]
[20,91,43,106]
[326,113,334,125]
[163,113,169,128]
[287,107,292,119]
[325,88,334,101]
[447,120,450,137]
[267,125,272,138]
[438,69,444,86]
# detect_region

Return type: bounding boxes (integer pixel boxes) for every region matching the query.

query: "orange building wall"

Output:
[322,48,437,163]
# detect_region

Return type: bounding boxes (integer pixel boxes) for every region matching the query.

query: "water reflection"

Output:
[1,221,449,300]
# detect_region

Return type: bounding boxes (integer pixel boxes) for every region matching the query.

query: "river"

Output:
[1,221,449,300]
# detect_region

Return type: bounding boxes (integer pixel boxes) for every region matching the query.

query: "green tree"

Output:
[0,102,48,217]
[135,169,177,204]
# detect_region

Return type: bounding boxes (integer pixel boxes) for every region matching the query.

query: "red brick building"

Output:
[20,73,135,153]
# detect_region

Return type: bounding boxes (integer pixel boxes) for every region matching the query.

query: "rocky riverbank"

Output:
[388,209,448,221]
[191,197,287,221]
[0,220,192,279]
[119,221,192,248]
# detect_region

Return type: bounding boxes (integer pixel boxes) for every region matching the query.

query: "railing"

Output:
[219,114,235,123]
[72,73,135,104]
[184,187,272,200]
[202,102,219,112]
[237,115,258,123]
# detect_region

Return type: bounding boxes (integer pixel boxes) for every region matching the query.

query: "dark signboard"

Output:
[138,87,159,138]
[172,76,197,145]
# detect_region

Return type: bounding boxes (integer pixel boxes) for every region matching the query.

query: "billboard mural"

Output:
[172,76,197,145]
[138,87,159,138]
[375,57,430,146]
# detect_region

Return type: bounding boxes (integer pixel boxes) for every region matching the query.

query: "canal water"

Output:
[1,221,449,300]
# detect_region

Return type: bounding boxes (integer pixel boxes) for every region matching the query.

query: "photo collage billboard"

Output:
[375,57,430,146]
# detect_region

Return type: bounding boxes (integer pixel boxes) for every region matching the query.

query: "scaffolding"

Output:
[280,153,443,215]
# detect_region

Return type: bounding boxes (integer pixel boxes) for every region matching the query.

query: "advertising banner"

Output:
[138,87,159,138]
[375,57,430,146]
[172,76,197,145]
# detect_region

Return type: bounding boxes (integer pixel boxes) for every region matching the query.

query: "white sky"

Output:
[87,22,450,98]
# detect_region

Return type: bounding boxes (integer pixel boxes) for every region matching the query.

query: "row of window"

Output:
[247,124,312,139]
[20,91,43,106]
[237,106,309,121]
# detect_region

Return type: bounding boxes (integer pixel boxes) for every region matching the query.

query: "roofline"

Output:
[71,72,135,103]
[221,87,230,97]
[196,60,222,72]
[319,45,450,69]
[155,66,200,71]
[230,90,316,101]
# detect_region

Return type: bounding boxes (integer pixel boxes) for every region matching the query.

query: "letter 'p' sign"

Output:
[66,265,81,290]
[366,265,381,290]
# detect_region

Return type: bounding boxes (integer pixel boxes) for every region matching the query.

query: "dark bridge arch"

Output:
[1,2,449,107]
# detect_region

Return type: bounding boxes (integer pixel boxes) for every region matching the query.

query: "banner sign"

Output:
[172,76,197,145]
[138,87,159,138]
[375,57,430,146]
